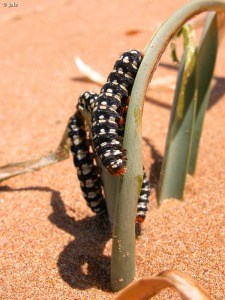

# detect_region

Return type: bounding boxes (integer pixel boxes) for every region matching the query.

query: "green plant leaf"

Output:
[96,157,120,225]
[111,103,143,292]
[158,44,197,202]
[188,12,219,174]
[111,0,225,292]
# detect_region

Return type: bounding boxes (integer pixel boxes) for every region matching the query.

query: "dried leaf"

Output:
[0,123,70,182]
[115,270,213,300]
[74,56,105,85]
[75,56,175,90]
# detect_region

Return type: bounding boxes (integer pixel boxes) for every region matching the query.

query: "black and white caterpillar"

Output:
[68,49,150,222]
[68,108,107,214]
[70,90,150,222]
[92,49,143,176]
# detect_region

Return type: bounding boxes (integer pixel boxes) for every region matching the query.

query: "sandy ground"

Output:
[0,0,225,299]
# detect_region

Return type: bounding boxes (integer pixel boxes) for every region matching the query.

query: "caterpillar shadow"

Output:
[0,185,111,291]
[48,192,111,291]
[143,138,163,197]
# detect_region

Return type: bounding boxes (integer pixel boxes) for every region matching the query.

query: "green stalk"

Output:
[111,106,143,291]
[96,157,120,225]
[111,0,225,292]
[188,12,219,174]
[158,46,197,202]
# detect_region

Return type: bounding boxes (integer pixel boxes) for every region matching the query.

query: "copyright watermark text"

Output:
[3,2,18,8]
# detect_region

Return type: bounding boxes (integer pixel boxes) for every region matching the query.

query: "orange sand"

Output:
[0,1,224,299]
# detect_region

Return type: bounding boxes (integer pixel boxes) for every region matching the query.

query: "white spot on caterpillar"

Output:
[122,56,129,63]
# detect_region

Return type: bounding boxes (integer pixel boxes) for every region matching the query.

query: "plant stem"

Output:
[188,12,219,174]
[111,0,225,292]
[158,46,197,202]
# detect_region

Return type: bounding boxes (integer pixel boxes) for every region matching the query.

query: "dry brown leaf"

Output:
[74,56,105,85]
[0,124,70,182]
[115,270,213,300]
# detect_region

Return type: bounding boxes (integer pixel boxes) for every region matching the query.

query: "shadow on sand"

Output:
[0,185,112,291]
